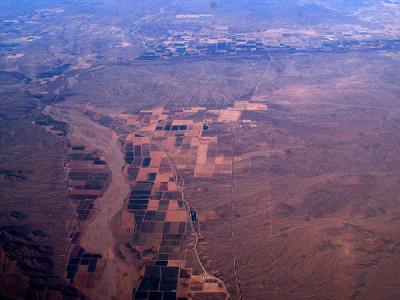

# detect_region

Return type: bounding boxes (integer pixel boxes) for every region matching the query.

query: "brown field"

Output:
[2,1,400,298]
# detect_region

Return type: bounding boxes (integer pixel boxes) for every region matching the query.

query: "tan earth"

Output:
[44,104,138,300]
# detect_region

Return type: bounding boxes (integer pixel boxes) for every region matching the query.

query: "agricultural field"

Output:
[1,0,400,300]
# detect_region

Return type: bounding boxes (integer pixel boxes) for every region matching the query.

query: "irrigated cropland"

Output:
[1,1,400,299]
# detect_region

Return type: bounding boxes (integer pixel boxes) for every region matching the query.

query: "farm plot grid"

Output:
[109,101,266,299]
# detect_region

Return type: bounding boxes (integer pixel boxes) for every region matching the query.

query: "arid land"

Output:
[2,1,400,299]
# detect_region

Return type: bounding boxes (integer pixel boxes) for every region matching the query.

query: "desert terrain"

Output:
[1,1,400,300]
